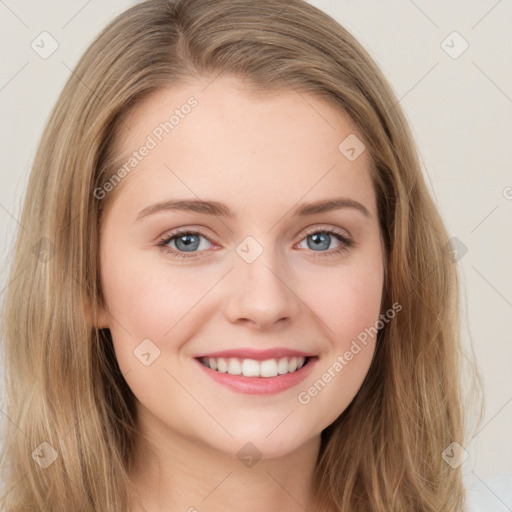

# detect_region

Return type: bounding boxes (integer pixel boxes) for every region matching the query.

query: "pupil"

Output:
[176,234,199,252]
[310,233,329,250]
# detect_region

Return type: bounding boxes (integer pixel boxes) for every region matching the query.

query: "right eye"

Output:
[157,229,216,259]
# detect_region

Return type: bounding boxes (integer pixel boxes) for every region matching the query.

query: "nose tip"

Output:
[223,254,300,330]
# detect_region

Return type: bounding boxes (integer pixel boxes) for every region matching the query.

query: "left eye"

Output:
[296,228,352,253]
[158,228,353,259]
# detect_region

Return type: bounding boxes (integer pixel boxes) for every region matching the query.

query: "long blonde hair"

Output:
[1,0,472,510]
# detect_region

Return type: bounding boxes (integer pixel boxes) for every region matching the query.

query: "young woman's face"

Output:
[98,75,384,459]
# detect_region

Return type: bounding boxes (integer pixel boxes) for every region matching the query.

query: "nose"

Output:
[223,245,301,331]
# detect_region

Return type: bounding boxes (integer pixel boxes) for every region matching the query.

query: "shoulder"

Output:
[463,473,512,511]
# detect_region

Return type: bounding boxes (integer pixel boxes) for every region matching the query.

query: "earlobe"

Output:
[84,298,110,329]
[95,308,110,330]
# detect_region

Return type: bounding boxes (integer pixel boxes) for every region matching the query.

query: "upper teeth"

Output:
[201,356,307,377]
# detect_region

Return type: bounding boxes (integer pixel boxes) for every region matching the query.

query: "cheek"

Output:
[100,246,220,366]
[304,260,384,347]
[293,262,383,416]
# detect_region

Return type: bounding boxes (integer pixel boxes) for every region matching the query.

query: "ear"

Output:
[84,299,110,330]
[95,307,110,330]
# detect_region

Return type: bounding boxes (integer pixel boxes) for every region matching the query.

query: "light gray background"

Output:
[1,0,511,500]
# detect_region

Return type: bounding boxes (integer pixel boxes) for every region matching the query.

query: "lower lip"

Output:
[194,357,318,394]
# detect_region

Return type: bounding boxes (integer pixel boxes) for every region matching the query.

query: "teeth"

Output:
[241,359,260,377]
[201,356,308,377]
[277,357,289,374]
[260,359,278,377]
[227,358,242,375]
[217,357,228,373]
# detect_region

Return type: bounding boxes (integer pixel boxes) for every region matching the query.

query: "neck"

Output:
[128,408,322,512]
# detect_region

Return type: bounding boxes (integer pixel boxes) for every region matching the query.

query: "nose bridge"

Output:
[223,234,299,329]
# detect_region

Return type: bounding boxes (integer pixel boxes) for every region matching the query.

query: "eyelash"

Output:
[157,226,354,260]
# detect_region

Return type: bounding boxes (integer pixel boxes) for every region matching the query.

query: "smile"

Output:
[199,356,308,377]
[193,348,318,395]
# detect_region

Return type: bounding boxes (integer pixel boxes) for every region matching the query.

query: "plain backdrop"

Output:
[1,0,511,500]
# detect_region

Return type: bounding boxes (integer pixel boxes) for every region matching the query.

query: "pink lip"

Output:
[193,347,315,361]
[194,355,318,395]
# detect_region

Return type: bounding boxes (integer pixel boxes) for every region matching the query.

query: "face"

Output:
[98,75,384,460]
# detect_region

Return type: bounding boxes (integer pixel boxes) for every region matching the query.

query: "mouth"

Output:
[197,355,311,377]
[193,350,318,394]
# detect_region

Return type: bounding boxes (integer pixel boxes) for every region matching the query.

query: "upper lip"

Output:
[194,347,316,361]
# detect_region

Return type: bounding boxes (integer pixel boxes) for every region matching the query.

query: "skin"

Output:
[97,74,384,512]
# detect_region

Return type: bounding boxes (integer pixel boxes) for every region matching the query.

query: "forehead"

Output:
[108,75,376,218]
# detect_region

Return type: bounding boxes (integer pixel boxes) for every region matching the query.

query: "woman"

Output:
[0,0,485,510]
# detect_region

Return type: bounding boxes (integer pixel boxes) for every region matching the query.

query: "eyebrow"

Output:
[136,196,371,222]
